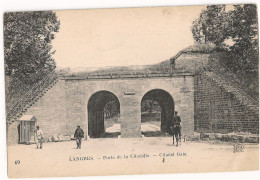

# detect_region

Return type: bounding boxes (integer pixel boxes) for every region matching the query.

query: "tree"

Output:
[192,5,229,47]
[227,5,258,72]
[4,11,60,82]
[192,4,258,73]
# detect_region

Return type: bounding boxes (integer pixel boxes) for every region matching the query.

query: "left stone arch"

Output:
[87,90,120,138]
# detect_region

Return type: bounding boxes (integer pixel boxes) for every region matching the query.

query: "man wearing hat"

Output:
[171,111,182,146]
[34,126,43,149]
[74,125,84,149]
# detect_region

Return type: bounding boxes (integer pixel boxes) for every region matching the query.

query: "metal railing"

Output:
[206,65,258,105]
[64,70,193,80]
[6,70,59,122]
[6,68,54,107]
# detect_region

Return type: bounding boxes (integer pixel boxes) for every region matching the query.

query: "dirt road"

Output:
[8,137,259,178]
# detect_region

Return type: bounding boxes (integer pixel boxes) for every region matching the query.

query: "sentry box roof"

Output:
[18,115,37,121]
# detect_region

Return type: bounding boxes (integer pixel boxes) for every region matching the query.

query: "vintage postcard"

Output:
[4,4,259,178]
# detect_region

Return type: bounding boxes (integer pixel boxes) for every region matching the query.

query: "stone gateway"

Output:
[7,51,258,145]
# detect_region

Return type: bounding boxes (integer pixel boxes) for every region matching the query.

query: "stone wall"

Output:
[64,76,195,138]
[64,79,88,137]
[7,80,67,145]
[25,80,67,138]
[7,121,20,145]
[194,72,259,134]
[8,68,259,146]
[7,76,195,145]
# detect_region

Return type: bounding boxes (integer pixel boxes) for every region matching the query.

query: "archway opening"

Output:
[88,91,120,138]
[141,89,174,137]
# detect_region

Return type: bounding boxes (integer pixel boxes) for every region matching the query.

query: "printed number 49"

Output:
[15,160,20,165]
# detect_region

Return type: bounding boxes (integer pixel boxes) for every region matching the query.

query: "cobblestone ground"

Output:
[8,137,259,178]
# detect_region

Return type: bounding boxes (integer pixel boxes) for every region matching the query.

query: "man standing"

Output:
[35,126,43,149]
[171,111,182,146]
[74,125,84,149]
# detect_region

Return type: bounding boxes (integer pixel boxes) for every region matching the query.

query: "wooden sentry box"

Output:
[18,115,37,144]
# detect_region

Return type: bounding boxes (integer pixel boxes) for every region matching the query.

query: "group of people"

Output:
[33,111,181,149]
[33,125,85,149]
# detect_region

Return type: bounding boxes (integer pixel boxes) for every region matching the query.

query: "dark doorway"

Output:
[88,91,120,138]
[141,89,174,137]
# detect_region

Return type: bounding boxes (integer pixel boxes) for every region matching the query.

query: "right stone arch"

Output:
[141,89,175,134]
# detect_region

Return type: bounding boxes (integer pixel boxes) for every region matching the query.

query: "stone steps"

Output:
[205,71,259,113]
[6,73,59,125]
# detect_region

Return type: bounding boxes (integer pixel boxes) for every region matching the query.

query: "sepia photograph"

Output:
[3,2,259,178]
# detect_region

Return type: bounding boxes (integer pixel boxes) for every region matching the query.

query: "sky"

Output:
[52,6,205,69]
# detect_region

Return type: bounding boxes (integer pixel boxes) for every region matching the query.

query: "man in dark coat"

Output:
[74,125,84,149]
[171,111,182,146]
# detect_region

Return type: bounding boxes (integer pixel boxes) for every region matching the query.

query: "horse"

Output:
[172,125,181,146]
